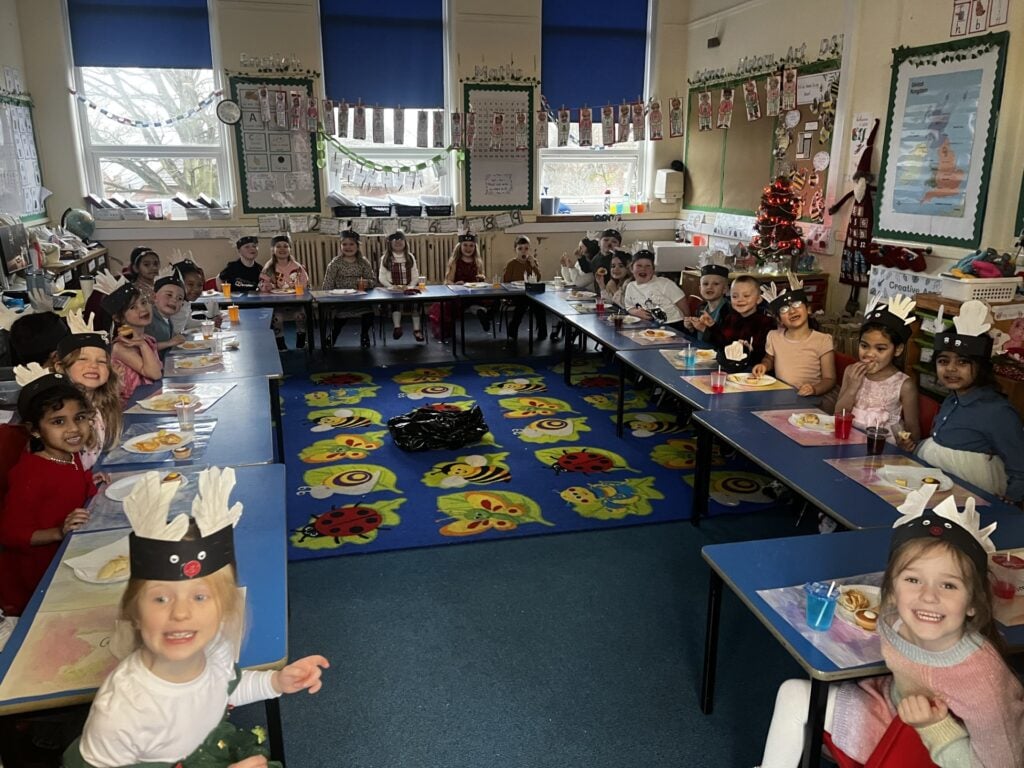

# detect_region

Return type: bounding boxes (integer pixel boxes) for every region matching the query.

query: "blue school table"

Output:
[444,284,512,355]
[700,516,1024,768]
[100,377,276,471]
[0,464,290,762]
[209,290,315,353]
[690,408,1019,528]
[614,347,811,438]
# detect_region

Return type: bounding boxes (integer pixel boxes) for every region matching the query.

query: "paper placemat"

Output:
[102,419,216,466]
[757,572,884,669]
[85,468,205,531]
[823,456,989,509]
[681,374,793,394]
[659,348,717,370]
[164,354,226,377]
[621,330,686,346]
[124,383,236,415]
[754,409,853,446]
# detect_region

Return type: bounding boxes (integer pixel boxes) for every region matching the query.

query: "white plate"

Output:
[329,288,358,296]
[64,536,132,584]
[788,412,835,433]
[271,288,296,295]
[173,355,222,370]
[639,328,677,339]
[200,289,222,298]
[876,465,954,493]
[136,392,202,412]
[728,373,776,387]
[569,291,596,300]
[463,282,491,289]
[123,430,195,455]
[695,349,717,362]
[835,584,881,630]
[178,340,212,352]
[105,472,188,501]
[609,315,641,325]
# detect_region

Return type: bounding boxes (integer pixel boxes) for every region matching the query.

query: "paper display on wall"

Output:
[0,101,46,219]
[464,85,532,210]
[232,77,321,213]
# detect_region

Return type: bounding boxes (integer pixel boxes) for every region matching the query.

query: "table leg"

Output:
[692,425,712,526]
[616,359,626,438]
[700,568,723,714]
[266,696,286,764]
[460,298,467,357]
[801,679,830,768]
[270,379,284,464]
[318,307,328,353]
[528,300,534,355]
[563,326,573,385]
[304,304,314,354]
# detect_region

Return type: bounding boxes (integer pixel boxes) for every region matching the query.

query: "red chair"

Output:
[203,277,218,291]
[0,423,28,500]
[918,395,940,437]
[835,352,857,384]
[823,717,937,767]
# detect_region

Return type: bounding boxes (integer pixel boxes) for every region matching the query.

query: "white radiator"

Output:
[294,233,495,287]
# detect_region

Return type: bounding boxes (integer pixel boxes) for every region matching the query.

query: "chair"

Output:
[203,277,218,291]
[0,424,28,501]
[834,352,857,384]
[823,717,937,767]
[918,395,940,436]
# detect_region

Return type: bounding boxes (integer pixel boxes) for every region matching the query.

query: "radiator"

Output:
[294,233,495,287]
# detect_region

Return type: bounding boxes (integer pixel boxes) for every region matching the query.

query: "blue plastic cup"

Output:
[804,582,839,631]
[682,345,696,367]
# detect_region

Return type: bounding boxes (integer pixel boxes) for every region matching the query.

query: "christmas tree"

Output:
[749,175,806,270]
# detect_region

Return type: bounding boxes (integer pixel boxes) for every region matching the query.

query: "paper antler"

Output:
[191,467,243,537]
[14,362,51,387]
[66,308,109,340]
[759,281,779,305]
[894,482,997,556]
[886,294,917,326]
[123,472,190,541]
[953,299,992,337]
[94,269,127,296]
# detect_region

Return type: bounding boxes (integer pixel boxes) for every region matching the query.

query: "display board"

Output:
[0,99,45,221]
[463,84,533,211]
[229,76,321,214]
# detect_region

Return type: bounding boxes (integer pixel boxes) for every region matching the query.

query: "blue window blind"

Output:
[542,0,649,112]
[320,1,444,108]
[67,0,212,69]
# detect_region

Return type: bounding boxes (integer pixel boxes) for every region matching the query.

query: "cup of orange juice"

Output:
[222,283,232,299]
[295,281,305,296]
[227,305,240,323]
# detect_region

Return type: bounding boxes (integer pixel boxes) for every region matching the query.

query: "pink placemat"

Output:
[823,455,989,509]
[754,409,854,446]
[681,374,792,394]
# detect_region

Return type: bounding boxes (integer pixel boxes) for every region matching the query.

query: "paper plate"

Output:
[695,349,717,362]
[639,328,677,339]
[123,430,195,455]
[178,340,212,352]
[876,465,954,493]
[173,355,222,370]
[728,373,776,387]
[569,291,596,300]
[329,288,359,295]
[200,289,222,298]
[835,584,881,630]
[271,288,296,295]
[136,393,201,412]
[788,412,835,433]
[608,315,641,325]
[105,472,188,501]
[463,282,490,289]
[64,536,132,584]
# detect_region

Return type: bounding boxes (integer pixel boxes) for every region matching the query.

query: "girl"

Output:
[683,254,730,341]
[692,275,776,373]
[146,275,187,356]
[503,236,546,344]
[50,309,123,468]
[911,299,1024,504]
[558,238,599,292]
[102,283,163,403]
[834,295,920,443]
[444,232,492,332]
[752,278,835,397]
[594,251,633,308]
[378,230,424,342]
[125,246,161,298]
[66,468,328,768]
[171,259,208,334]
[623,250,691,329]
[0,366,95,615]
[322,229,376,348]
[259,234,310,350]
[756,485,1024,767]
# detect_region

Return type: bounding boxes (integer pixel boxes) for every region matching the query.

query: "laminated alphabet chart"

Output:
[463,84,533,211]
[0,99,45,220]
[230,76,321,213]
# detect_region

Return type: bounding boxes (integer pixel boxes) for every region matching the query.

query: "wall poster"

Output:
[463,84,533,211]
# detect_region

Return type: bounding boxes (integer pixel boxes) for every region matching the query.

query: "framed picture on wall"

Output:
[463,84,533,211]
[875,32,1008,248]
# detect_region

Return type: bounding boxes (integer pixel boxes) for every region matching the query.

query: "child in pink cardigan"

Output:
[756,486,1024,768]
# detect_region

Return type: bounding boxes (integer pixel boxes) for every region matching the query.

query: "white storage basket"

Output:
[939,274,1020,304]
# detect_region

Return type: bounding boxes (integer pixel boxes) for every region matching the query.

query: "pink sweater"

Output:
[831,615,1024,766]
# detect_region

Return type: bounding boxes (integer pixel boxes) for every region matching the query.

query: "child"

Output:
[145,275,187,356]
[595,252,633,308]
[65,467,328,767]
[170,259,208,334]
[126,246,160,297]
[623,250,689,328]
[444,232,491,332]
[558,238,599,292]
[218,236,262,293]
[756,485,1024,767]
[834,294,920,442]
[577,228,622,276]
[51,309,122,467]
[752,276,835,396]
[0,365,95,615]
[102,283,163,403]
[322,229,376,348]
[503,236,546,344]
[259,234,310,350]
[911,299,1024,504]
[692,275,775,372]
[378,230,424,342]
[683,253,730,341]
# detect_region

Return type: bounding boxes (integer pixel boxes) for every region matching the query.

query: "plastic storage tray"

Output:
[940,274,1021,304]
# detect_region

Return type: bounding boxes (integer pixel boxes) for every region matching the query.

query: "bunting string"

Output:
[68,87,223,128]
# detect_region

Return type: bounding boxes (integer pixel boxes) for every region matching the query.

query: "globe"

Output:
[61,208,96,242]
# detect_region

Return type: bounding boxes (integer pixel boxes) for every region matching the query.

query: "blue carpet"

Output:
[280,356,779,561]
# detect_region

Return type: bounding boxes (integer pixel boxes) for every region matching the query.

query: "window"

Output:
[67,0,228,205]
[539,0,650,213]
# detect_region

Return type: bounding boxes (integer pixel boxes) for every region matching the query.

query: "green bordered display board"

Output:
[463,84,533,211]
[0,98,46,222]
[683,59,840,216]
[229,75,321,214]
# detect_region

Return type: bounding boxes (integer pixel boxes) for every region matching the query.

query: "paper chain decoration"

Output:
[68,87,223,128]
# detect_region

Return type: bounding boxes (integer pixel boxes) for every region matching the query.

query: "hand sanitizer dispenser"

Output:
[655,169,684,204]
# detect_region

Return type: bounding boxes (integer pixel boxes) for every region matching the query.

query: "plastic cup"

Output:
[175,401,198,431]
[227,305,240,323]
[804,582,839,631]
[636,202,647,214]
[680,345,696,367]
[222,283,232,299]
[866,426,890,455]
[200,320,215,339]
[492,274,502,289]
[295,282,305,296]
[357,277,368,292]
[210,336,224,355]
[612,313,624,330]
[418,276,427,291]
[834,412,853,440]
[710,370,727,394]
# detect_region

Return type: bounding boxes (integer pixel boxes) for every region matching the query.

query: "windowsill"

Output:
[507,215,680,234]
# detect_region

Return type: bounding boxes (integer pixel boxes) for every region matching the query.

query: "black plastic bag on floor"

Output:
[387,405,489,451]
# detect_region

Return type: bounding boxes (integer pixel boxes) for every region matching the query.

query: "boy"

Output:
[217,236,261,293]
[684,256,730,341]
[578,228,623,276]
[693,275,775,373]
[145,275,186,356]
